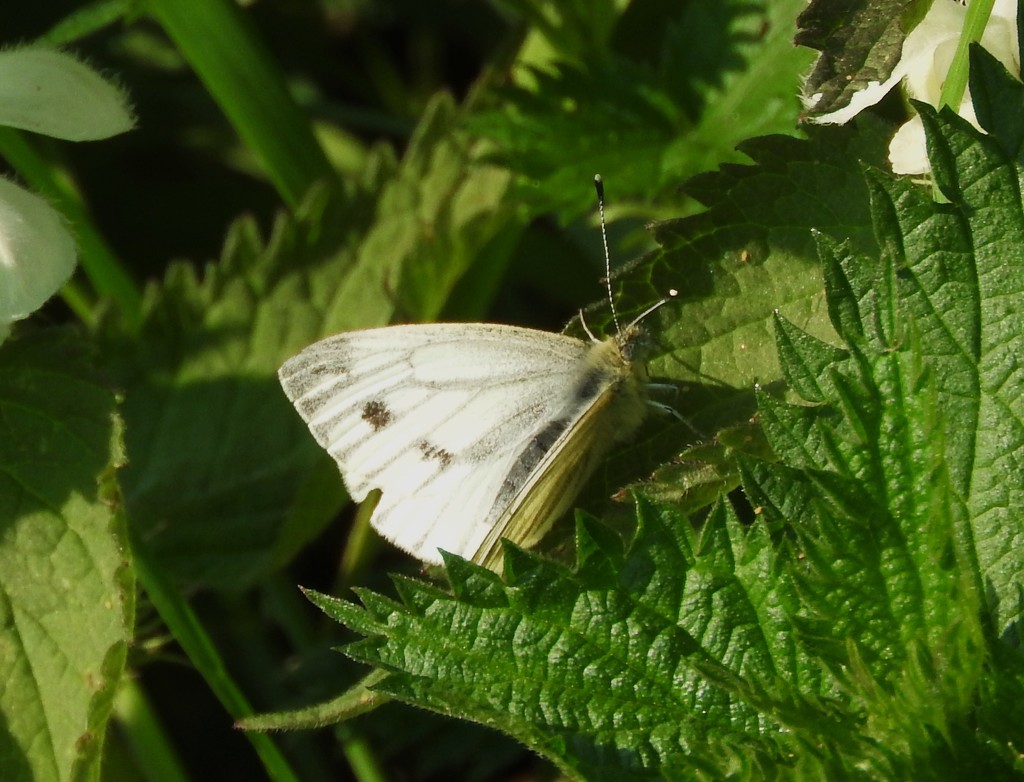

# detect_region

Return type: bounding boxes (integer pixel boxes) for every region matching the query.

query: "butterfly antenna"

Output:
[594,174,622,335]
[625,288,679,331]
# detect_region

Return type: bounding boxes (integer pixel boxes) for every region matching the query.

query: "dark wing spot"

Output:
[418,441,454,468]
[362,400,393,431]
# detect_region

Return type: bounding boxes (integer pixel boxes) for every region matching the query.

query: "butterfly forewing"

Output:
[279,323,600,564]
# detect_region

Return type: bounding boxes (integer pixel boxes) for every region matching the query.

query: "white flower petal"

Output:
[993,0,1019,21]
[885,0,1021,174]
[0,177,76,323]
[808,76,903,124]
[0,47,134,141]
[904,36,960,102]
[888,115,931,175]
[977,8,1020,77]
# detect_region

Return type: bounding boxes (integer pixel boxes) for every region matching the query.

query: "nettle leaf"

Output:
[310,502,813,781]
[495,0,622,59]
[751,102,1024,773]
[970,41,1024,159]
[797,0,920,120]
[307,52,1024,779]
[602,120,891,512]
[642,120,891,392]
[634,421,775,515]
[0,329,134,782]
[474,0,815,213]
[99,95,518,589]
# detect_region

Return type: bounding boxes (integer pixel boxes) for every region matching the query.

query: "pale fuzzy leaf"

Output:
[0,47,134,141]
[0,176,76,324]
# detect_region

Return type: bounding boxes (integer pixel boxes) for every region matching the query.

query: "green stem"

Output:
[38,0,134,45]
[338,724,390,782]
[61,278,97,326]
[133,543,302,782]
[113,678,191,782]
[939,0,996,111]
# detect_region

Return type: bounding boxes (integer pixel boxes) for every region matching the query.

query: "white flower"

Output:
[808,0,1020,175]
[0,47,134,341]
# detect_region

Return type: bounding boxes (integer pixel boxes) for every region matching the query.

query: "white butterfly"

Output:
[279,177,675,571]
[278,313,669,571]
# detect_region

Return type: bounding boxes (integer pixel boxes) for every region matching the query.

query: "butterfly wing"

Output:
[278,323,592,564]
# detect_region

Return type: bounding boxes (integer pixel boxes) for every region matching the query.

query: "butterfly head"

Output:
[611,288,677,356]
[614,322,651,364]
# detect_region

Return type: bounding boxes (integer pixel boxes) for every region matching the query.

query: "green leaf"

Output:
[772,304,849,402]
[797,0,918,120]
[970,42,1024,157]
[312,500,802,781]
[522,119,894,563]
[754,99,1024,773]
[585,121,891,512]
[98,183,357,590]
[643,122,889,394]
[0,47,134,141]
[36,0,134,47]
[496,0,622,61]
[303,64,1024,777]
[0,329,134,782]
[916,106,1024,635]
[475,0,815,214]
[631,421,775,513]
